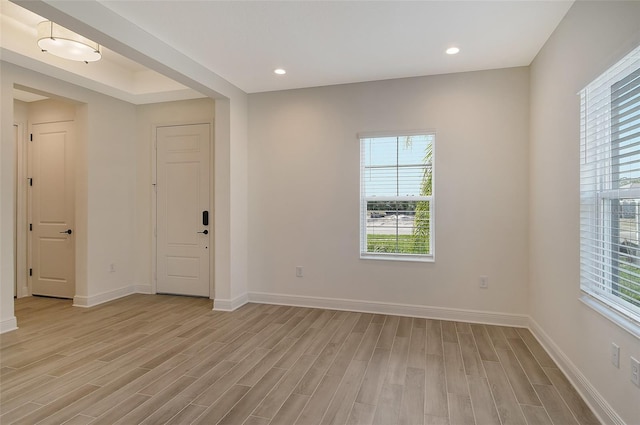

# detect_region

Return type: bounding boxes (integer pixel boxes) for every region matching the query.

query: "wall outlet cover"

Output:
[479,276,489,289]
[631,357,640,387]
[611,343,620,368]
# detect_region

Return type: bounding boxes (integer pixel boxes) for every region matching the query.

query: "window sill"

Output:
[360,253,434,263]
[579,293,640,339]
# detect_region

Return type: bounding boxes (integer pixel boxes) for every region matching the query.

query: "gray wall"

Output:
[248,67,530,316]
[529,1,640,422]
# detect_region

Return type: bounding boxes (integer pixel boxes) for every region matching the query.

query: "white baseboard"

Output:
[528,318,623,425]
[213,293,249,311]
[0,316,18,334]
[247,291,529,327]
[133,284,153,294]
[18,285,29,298]
[73,285,138,308]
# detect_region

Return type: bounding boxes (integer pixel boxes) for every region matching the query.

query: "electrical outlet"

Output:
[479,276,489,289]
[611,343,620,368]
[296,266,303,278]
[631,357,640,387]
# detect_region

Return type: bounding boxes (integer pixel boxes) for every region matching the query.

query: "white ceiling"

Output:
[13,88,48,102]
[1,0,148,73]
[3,1,574,99]
[1,0,205,104]
[99,0,574,93]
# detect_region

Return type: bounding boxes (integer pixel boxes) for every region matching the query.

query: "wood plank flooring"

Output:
[0,295,599,424]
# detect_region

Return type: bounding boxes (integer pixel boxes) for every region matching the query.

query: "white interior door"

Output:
[156,124,211,297]
[30,121,75,299]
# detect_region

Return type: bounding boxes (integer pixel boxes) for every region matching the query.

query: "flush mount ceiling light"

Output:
[37,21,102,63]
[274,68,286,75]
[446,47,460,55]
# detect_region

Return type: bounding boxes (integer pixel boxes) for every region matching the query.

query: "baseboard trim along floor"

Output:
[247,291,529,328]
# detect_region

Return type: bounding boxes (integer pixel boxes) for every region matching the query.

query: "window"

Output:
[580,45,640,327]
[360,133,434,261]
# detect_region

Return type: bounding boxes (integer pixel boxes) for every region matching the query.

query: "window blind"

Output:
[359,134,434,259]
[580,45,640,324]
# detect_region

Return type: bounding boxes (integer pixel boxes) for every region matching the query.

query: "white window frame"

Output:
[579,45,640,336]
[359,131,435,262]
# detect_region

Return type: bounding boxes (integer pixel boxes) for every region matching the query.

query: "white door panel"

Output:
[157,124,210,297]
[30,121,75,298]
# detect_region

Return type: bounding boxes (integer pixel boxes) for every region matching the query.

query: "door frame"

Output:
[151,120,215,298]
[12,93,86,311]
[14,122,29,298]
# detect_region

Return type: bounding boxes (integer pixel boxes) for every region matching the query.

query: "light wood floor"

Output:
[1,294,599,425]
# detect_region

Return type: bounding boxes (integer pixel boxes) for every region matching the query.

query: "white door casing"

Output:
[156,124,211,297]
[15,122,29,298]
[30,121,75,299]
[14,124,18,297]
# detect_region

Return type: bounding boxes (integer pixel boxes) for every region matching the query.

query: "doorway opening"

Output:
[14,87,80,300]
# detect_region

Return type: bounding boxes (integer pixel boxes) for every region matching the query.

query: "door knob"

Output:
[59,229,72,235]
[197,230,209,235]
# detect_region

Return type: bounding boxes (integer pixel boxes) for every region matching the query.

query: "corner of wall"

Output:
[213,292,249,312]
[73,285,137,308]
[1,63,16,335]
[0,317,18,334]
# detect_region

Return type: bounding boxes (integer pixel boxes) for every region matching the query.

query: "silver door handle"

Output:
[59,229,72,235]
[197,230,208,235]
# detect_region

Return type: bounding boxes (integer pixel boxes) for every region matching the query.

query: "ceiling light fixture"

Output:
[37,21,102,63]
[274,68,286,75]
[446,47,460,55]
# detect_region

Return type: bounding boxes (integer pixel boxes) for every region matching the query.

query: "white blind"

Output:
[580,45,640,324]
[360,134,434,258]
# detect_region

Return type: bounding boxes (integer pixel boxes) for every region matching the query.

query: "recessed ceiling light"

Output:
[446,47,460,55]
[274,68,286,75]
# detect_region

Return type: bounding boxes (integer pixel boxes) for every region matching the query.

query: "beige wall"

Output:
[13,100,28,123]
[27,98,76,123]
[529,1,640,423]
[248,67,530,317]
[83,98,137,303]
[134,98,215,293]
